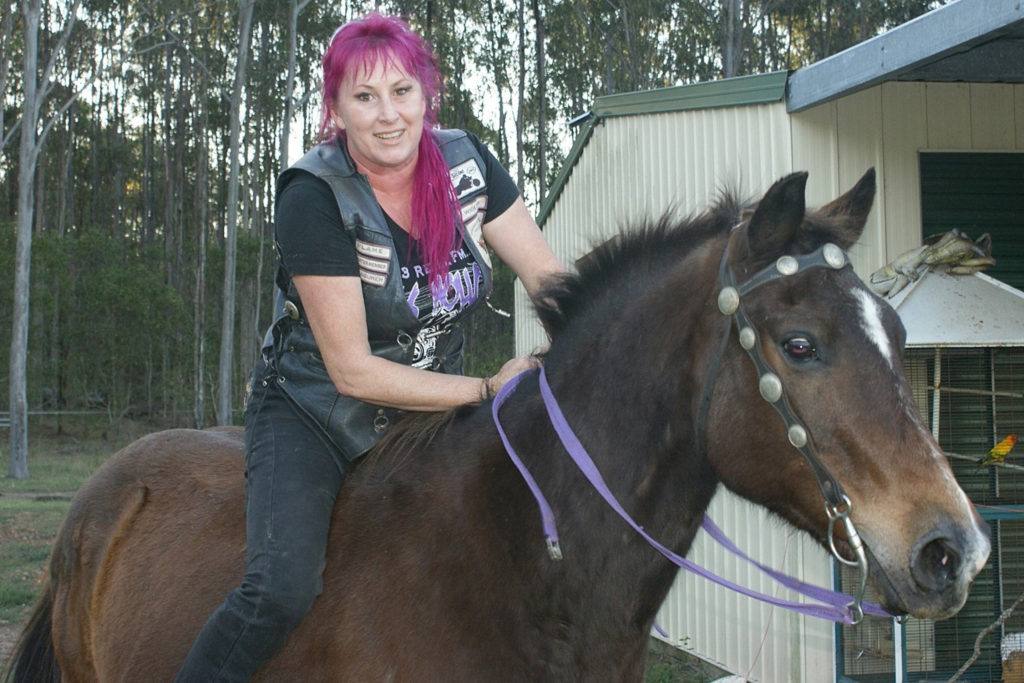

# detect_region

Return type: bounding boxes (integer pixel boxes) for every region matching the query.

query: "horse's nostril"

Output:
[913,537,962,592]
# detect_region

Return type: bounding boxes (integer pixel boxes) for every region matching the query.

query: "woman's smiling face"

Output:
[329,55,426,174]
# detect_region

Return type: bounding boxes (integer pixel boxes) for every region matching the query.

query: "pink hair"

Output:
[319,12,461,294]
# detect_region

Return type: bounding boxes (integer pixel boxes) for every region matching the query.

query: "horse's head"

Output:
[707,169,990,620]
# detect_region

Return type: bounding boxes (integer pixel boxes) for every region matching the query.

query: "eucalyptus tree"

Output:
[279,0,312,171]
[481,0,516,166]
[215,0,254,426]
[0,1,15,160]
[718,0,949,75]
[9,0,84,478]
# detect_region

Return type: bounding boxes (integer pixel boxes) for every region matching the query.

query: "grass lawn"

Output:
[0,497,69,624]
[1,421,142,629]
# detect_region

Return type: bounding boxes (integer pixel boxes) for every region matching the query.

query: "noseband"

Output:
[706,237,871,623]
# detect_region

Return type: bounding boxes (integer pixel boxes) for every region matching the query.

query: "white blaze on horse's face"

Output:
[852,287,894,369]
[840,284,991,619]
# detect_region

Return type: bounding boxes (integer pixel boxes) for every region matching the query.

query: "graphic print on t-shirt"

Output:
[402,243,482,369]
[389,157,491,369]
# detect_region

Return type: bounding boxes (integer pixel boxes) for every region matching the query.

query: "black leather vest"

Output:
[261,129,494,461]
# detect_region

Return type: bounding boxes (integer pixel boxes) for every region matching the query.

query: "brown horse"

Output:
[7,170,989,682]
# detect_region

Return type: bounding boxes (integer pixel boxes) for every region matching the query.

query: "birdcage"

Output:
[838,269,1024,682]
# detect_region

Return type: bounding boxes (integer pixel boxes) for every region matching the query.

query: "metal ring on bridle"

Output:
[827,495,870,624]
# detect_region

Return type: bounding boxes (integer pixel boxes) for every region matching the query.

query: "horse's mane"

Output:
[535,194,743,337]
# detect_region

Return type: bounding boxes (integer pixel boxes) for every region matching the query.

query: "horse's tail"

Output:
[2,584,60,683]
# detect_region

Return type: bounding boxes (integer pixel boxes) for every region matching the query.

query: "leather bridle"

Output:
[702,235,871,622]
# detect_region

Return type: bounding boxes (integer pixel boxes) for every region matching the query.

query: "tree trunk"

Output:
[515,0,526,194]
[279,0,309,170]
[216,0,254,425]
[193,96,209,428]
[163,39,176,287]
[530,0,547,200]
[485,0,509,163]
[722,0,742,78]
[8,0,42,479]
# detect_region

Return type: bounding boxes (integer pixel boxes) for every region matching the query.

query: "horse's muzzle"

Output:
[904,518,990,618]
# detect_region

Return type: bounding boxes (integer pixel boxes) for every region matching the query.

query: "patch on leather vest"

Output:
[450,159,484,200]
[356,239,391,287]
[461,196,491,269]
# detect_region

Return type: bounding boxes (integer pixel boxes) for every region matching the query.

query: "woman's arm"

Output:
[481,196,563,300]
[293,274,491,410]
[293,194,560,411]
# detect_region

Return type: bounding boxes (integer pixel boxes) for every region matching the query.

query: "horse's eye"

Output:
[783,337,817,361]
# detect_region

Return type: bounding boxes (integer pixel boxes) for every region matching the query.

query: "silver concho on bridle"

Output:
[716,241,874,624]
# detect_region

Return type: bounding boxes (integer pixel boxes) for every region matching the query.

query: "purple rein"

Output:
[491,366,890,626]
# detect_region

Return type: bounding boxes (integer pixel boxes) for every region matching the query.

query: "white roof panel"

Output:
[887,268,1024,347]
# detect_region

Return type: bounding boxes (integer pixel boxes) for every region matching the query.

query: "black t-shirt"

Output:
[275,132,519,369]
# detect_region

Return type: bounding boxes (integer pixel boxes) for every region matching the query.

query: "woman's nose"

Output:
[377,97,398,122]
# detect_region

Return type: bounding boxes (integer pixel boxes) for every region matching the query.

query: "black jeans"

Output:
[176,360,348,682]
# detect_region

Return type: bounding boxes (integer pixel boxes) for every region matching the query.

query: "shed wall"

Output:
[515,101,792,355]
[512,80,1024,681]
[792,81,1024,281]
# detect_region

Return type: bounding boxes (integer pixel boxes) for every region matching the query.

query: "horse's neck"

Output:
[501,379,717,646]
[507,356,716,622]
[509,245,725,612]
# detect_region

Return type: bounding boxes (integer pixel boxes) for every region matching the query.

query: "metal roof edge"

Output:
[592,71,788,119]
[786,0,1024,113]
[536,115,598,229]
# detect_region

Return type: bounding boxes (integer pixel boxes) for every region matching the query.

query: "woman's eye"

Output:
[355,92,372,102]
[783,337,817,361]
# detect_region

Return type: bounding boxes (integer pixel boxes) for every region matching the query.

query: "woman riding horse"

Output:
[175,13,561,682]
[6,170,990,681]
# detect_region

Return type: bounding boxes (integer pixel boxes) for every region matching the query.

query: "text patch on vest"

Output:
[356,239,391,287]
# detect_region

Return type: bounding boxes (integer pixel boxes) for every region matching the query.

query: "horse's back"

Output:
[43,420,572,680]
[50,427,247,681]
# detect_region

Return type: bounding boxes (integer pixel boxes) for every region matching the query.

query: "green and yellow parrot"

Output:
[976,434,1018,470]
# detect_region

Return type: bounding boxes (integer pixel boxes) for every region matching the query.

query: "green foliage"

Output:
[0,224,14,396]
[25,232,190,415]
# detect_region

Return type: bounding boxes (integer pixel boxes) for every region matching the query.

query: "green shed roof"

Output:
[593,70,788,118]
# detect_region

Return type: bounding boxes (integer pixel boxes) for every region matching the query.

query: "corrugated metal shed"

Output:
[535,71,789,227]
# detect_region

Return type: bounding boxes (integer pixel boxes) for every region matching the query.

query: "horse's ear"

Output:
[816,168,876,249]
[745,171,808,260]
